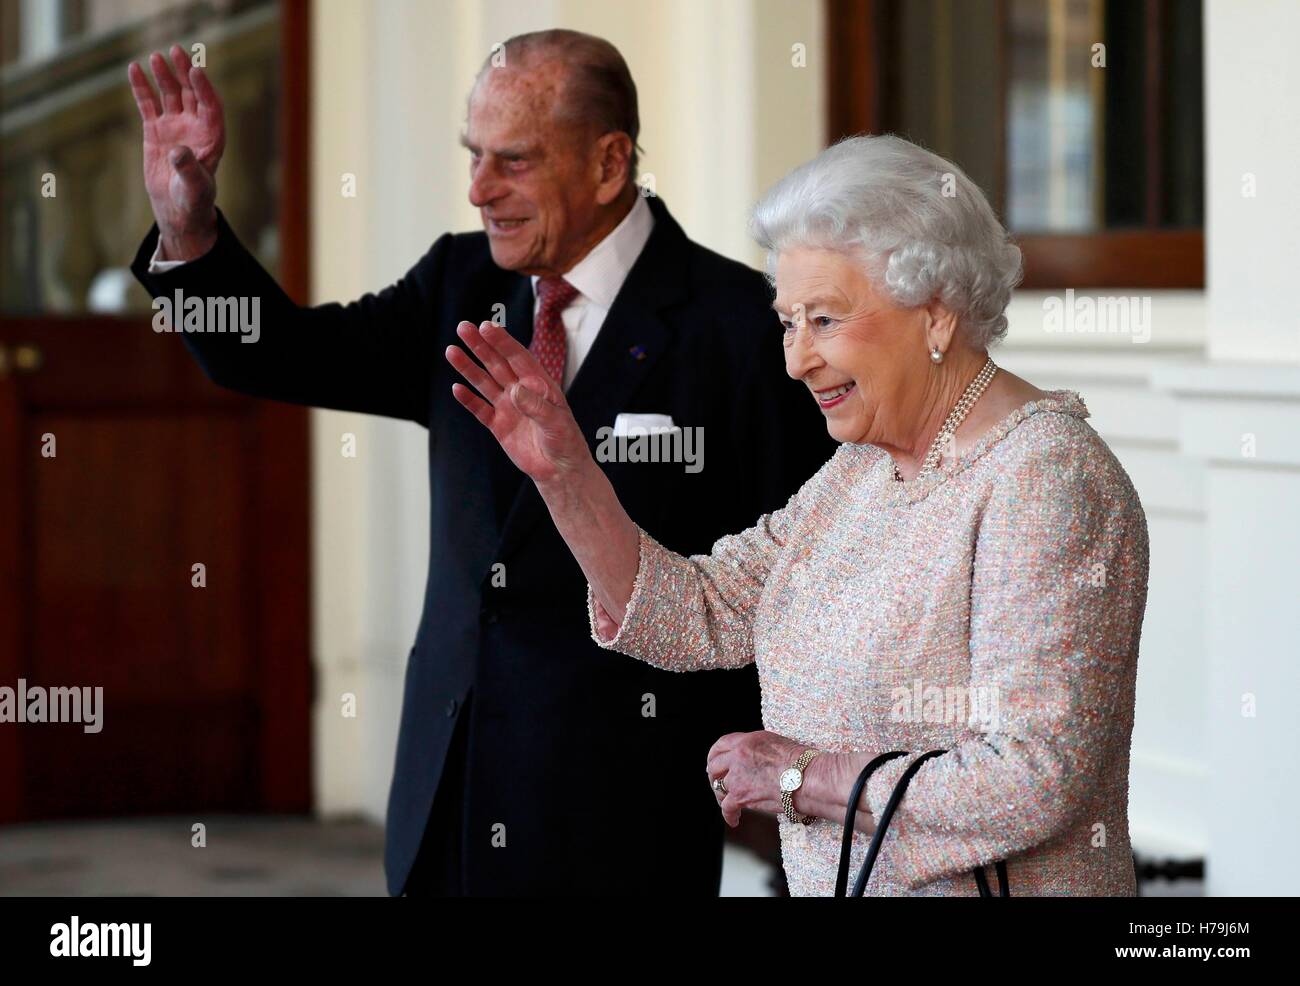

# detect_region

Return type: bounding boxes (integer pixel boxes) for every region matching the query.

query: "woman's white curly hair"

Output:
[750,134,1023,348]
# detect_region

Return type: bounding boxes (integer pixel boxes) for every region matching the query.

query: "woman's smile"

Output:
[814,381,856,409]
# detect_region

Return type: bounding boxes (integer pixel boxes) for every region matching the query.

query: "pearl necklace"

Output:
[893,356,998,482]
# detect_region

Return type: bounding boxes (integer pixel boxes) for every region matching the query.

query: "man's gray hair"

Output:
[750,135,1023,348]
[477,29,643,178]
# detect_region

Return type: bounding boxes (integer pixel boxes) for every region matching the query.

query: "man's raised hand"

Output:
[128,44,225,260]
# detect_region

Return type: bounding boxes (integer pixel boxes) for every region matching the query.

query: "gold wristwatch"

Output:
[779,749,820,824]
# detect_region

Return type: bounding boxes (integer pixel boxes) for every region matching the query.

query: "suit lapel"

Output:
[493,196,690,562]
[502,274,536,349]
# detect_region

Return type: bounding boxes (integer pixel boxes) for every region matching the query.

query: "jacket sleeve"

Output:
[586,454,835,672]
[129,207,446,425]
[863,434,1150,890]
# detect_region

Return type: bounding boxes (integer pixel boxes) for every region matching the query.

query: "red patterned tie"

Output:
[531,276,579,385]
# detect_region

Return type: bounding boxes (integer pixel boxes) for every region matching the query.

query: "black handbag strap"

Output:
[843,748,1012,898]
[851,750,947,897]
[834,751,909,897]
[973,860,1010,898]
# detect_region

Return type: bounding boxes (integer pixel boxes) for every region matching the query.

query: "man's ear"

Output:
[594,132,633,206]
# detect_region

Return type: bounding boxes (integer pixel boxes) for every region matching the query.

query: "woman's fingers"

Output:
[445,344,503,402]
[480,321,562,401]
[706,738,741,785]
[508,379,569,431]
[707,748,734,798]
[456,321,519,391]
[706,749,728,777]
[508,381,548,420]
[719,792,742,828]
[451,382,494,429]
[707,767,730,808]
[707,732,744,762]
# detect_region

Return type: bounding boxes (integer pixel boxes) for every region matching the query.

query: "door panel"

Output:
[0,0,311,824]
[0,318,310,822]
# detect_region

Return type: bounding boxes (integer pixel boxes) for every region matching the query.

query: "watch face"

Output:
[779,767,802,792]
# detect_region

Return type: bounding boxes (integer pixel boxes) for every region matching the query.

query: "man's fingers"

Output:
[127,62,161,123]
[451,383,494,429]
[169,44,197,114]
[445,345,502,401]
[169,146,209,190]
[456,321,518,390]
[149,51,184,115]
[167,146,215,216]
[190,64,223,116]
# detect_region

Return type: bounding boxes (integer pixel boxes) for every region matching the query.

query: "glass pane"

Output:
[0,0,282,315]
[1006,0,1101,231]
[881,0,1203,235]
[888,0,1005,217]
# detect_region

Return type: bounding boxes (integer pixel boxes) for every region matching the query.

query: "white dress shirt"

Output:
[529,193,653,389]
[148,193,655,392]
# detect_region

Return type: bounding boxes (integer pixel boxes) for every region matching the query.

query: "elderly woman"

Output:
[445,134,1149,896]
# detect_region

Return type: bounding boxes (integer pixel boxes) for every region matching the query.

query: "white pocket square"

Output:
[612,412,677,436]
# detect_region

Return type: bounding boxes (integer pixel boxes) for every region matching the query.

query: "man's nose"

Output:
[468,167,502,209]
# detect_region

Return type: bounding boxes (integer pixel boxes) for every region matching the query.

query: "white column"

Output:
[1149,365,1300,895]
[1143,0,1300,895]
[1203,0,1300,363]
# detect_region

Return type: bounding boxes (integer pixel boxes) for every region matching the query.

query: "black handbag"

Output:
[834,749,1010,897]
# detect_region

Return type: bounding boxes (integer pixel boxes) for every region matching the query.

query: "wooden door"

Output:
[0,317,310,821]
[0,0,312,823]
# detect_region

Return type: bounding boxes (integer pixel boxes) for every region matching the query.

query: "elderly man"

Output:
[126,29,832,895]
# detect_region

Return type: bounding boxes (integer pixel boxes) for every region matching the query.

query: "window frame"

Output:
[825,0,1205,290]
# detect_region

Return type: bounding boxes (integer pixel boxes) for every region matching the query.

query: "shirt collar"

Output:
[530,194,655,310]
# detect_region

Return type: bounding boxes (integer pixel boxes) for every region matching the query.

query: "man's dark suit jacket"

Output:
[130,193,835,895]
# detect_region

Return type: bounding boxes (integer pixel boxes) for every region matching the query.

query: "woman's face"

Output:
[773,246,931,446]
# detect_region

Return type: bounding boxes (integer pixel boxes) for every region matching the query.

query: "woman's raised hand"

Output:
[446,321,592,485]
[450,321,641,627]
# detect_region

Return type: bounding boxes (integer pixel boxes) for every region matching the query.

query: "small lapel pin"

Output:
[629,344,647,361]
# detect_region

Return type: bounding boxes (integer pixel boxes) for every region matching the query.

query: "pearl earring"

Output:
[930,347,944,364]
